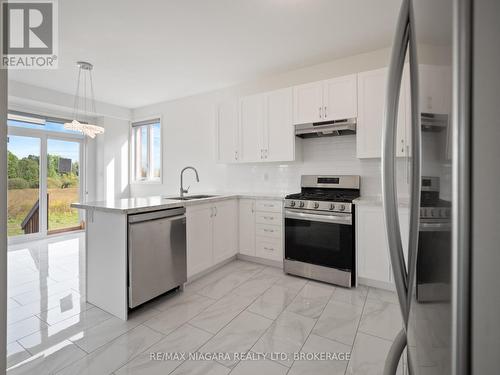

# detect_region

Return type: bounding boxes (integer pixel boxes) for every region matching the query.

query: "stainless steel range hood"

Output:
[295,118,356,138]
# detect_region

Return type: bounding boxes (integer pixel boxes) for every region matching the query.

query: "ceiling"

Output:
[10,0,412,109]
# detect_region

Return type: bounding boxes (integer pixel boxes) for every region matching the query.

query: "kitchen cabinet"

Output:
[238,199,255,256]
[322,74,358,121]
[186,199,238,278]
[356,204,410,286]
[239,94,265,162]
[356,67,408,159]
[293,81,323,124]
[213,200,238,263]
[265,88,295,162]
[238,198,283,263]
[419,64,452,115]
[216,101,239,163]
[239,88,296,163]
[186,203,213,277]
[293,74,357,125]
[357,205,391,283]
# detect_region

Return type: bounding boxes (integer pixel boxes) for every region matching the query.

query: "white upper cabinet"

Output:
[323,74,358,121]
[264,88,295,162]
[293,81,323,124]
[293,74,358,125]
[239,94,265,163]
[356,67,408,159]
[419,64,452,115]
[216,101,239,163]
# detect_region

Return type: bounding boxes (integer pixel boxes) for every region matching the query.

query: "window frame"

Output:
[130,117,162,184]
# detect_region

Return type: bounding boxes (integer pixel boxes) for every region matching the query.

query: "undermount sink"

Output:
[168,194,218,201]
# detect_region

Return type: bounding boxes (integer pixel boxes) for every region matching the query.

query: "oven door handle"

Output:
[285,209,352,225]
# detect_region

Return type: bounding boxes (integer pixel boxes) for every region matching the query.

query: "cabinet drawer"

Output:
[256,223,281,239]
[255,200,282,213]
[256,238,282,261]
[255,211,282,225]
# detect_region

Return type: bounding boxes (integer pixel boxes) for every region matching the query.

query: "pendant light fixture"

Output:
[64,61,105,138]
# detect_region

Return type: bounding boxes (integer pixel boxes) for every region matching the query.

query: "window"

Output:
[131,118,161,182]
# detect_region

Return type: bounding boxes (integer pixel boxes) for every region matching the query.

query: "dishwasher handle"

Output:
[128,207,185,223]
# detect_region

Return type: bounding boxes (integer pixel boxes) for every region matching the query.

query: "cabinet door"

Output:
[239,199,255,256]
[240,94,265,162]
[419,64,451,115]
[213,200,238,263]
[265,88,295,162]
[323,74,358,121]
[356,68,407,158]
[356,205,391,283]
[186,204,213,278]
[293,81,323,125]
[216,101,239,163]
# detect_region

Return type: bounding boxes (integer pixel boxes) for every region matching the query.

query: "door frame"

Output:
[7,125,86,244]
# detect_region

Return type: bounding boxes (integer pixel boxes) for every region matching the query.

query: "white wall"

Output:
[131,45,448,198]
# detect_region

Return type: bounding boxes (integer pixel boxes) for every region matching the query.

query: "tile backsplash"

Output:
[222,135,411,197]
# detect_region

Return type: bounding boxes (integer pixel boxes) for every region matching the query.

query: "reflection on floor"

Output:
[6,233,405,375]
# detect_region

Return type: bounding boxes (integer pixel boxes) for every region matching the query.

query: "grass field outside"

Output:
[8,187,81,237]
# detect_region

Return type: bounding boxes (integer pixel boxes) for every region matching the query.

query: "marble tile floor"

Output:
[6,233,406,375]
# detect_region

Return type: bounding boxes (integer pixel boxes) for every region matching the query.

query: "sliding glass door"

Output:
[7,135,41,238]
[47,138,82,234]
[7,118,85,241]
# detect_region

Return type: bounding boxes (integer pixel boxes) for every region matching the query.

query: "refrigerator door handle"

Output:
[405,2,422,316]
[381,0,410,320]
[382,1,411,374]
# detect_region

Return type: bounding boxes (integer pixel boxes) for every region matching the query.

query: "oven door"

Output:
[284,209,353,271]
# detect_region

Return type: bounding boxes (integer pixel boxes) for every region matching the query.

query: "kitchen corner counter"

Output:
[353,196,410,207]
[72,192,286,215]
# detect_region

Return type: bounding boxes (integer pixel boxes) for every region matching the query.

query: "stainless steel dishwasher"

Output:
[127,207,186,308]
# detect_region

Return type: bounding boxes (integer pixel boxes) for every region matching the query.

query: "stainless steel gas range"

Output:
[283,175,360,287]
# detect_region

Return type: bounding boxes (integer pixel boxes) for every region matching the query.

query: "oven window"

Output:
[285,218,353,271]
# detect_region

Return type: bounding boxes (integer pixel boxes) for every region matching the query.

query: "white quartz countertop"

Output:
[353,195,410,207]
[72,192,287,214]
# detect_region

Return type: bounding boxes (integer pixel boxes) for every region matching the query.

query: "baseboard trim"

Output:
[358,277,396,291]
[186,255,237,284]
[237,254,283,269]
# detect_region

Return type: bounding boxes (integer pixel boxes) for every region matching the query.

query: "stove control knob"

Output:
[339,204,346,212]
[313,202,319,209]
[329,203,335,211]
[290,201,296,207]
[299,201,305,208]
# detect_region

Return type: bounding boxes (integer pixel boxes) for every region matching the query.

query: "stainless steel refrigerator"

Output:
[381,0,500,374]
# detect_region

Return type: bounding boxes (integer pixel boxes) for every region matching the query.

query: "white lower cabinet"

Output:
[238,199,256,256]
[186,199,237,278]
[238,198,283,263]
[213,200,238,263]
[356,204,409,285]
[186,203,214,278]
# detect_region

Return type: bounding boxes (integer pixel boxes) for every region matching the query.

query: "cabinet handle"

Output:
[319,106,322,119]
[235,151,238,160]
[264,216,274,220]
[251,202,255,213]
[215,207,218,216]
[263,246,274,251]
[263,229,274,233]
[324,106,327,119]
